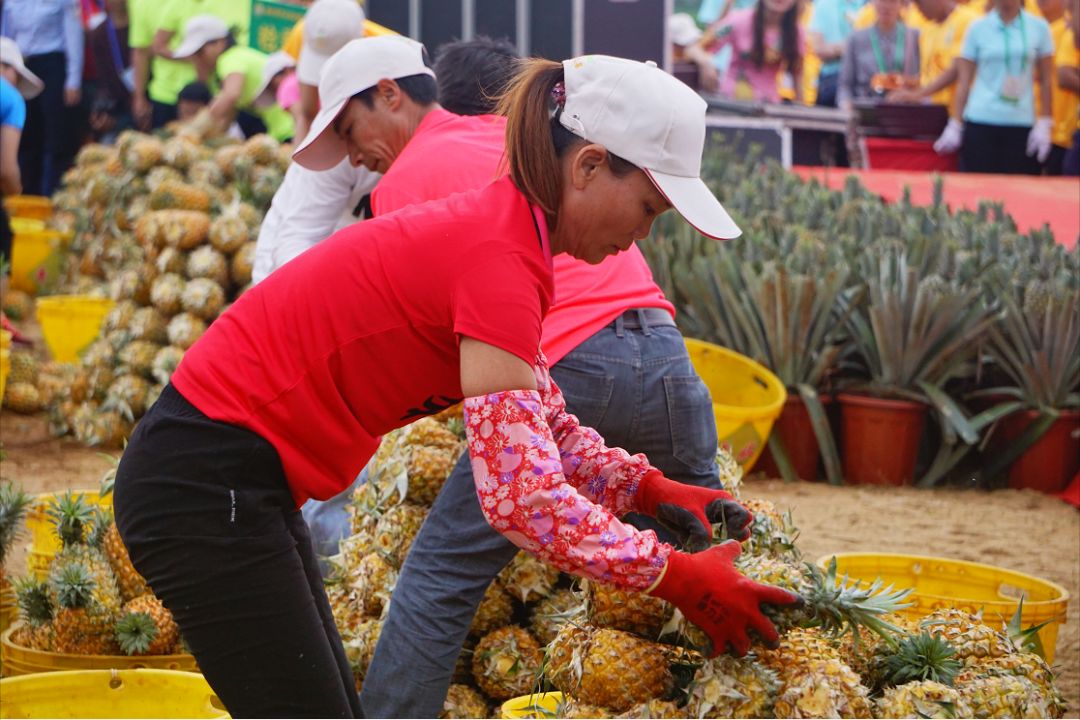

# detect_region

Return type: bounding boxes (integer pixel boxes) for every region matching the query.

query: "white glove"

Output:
[934,118,964,155]
[1026,117,1053,163]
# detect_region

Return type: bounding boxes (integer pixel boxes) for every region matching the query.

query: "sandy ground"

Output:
[1,414,1077,715]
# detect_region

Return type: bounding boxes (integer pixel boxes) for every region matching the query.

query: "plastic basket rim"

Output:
[684,337,788,417]
[1,625,196,663]
[816,552,1070,607]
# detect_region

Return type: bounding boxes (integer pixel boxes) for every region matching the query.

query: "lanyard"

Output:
[1001,11,1027,73]
[870,24,906,73]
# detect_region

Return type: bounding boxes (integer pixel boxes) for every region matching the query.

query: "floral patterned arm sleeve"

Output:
[464,389,672,591]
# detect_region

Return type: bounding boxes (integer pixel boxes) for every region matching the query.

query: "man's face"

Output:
[332,82,410,174]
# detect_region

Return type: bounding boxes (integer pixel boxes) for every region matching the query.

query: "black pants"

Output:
[0,204,11,274]
[961,121,1041,175]
[19,52,73,196]
[113,385,362,719]
[1044,144,1067,176]
[1065,129,1080,176]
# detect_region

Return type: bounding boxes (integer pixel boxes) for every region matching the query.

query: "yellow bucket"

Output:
[501,692,564,718]
[1,627,198,676]
[820,553,1070,663]
[0,669,224,718]
[25,490,113,580]
[684,338,787,470]
[4,195,51,221]
[10,228,64,295]
[35,296,115,363]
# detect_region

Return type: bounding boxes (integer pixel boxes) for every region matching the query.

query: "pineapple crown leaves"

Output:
[882,632,963,687]
[801,558,914,644]
[0,481,32,564]
[1005,597,1053,660]
[47,491,94,548]
[54,562,97,610]
[87,506,113,550]
[97,454,120,498]
[13,576,54,625]
[115,611,159,655]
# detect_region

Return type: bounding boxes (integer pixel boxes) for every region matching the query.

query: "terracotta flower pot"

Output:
[757,395,832,481]
[839,393,928,486]
[999,409,1080,494]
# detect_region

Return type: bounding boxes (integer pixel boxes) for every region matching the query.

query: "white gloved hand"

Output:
[934,118,964,155]
[1026,117,1053,163]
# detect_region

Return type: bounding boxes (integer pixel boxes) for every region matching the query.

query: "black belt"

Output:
[610,307,676,331]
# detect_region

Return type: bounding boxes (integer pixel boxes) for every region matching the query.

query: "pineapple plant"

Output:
[51,562,120,655]
[499,551,561,605]
[472,625,543,701]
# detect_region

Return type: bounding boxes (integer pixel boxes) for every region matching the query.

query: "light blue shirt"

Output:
[1,0,84,90]
[0,77,26,130]
[809,0,868,75]
[697,0,760,25]
[960,9,1054,126]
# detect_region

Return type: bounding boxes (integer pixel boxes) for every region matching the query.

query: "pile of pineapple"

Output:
[6,488,182,659]
[1,127,288,447]
[326,419,1067,719]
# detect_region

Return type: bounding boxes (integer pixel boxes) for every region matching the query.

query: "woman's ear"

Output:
[568,143,609,190]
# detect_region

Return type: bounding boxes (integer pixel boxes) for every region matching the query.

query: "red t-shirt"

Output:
[171,177,554,505]
[372,109,675,365]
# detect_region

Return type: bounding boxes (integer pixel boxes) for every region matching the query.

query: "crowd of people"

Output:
[672,0,1080,174]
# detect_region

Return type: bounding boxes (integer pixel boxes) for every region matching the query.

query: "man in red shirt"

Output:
[292,37,732,717]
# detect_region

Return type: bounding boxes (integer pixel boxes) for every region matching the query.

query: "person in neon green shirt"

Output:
[173,15,295,141]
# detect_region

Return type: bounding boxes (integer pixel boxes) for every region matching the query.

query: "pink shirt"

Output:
[276,71,300,110]
[373,108,675,365]
[709,8,804,103]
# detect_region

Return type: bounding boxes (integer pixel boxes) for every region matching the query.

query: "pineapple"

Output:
[12,576,55,650]
[187,160,226,188]
[531,587,586,645]
[153,247,188,275]
[152,345,186,385]
[955,674,1061,718]
[877,632,962,689]
[343,617,382,684]
[546,625,674,712]
[874,680,971,719]
[105,373,151,418]
[9,351,40,385]
[615,699,684,718]
[111,267,155,306]
[159,210,212,250]
[186,246,230,288]
[181,278,226,321]
[51,562,120,655]
[167,313,207,349]
[146,165,185,192]
[470,580,514,636]
[405,445,459,505]
[348,552,397,617]
[249,165,283,209]
[121,594,178,654]
[558,699,615,718]
[46,495,123,617]
[685,653,779,718]
[242,134,281,165]
[440,683,488,719]
[403,417,462,450]
[918,609,1015,664]
[100,510,149,602]
[772,657,872,719]
[231,241,256,286]
[75,143,115,166]
[499,551,561,605]
[118,341,162,380]
[122,136,163,172]
[472,625,543,701]
[584,580,672,638]
[150,273,187,316]
[4,382,43,414]
[2,288,33,320]
[209,215,249,255]
[371,503,426,567]
[129,307,169,344]
[115,611,162,656]
[161,137,200,171]
[741,498,800,560]
[149,180,211,212]
[103,300,138,334]
[955,655,1065,718]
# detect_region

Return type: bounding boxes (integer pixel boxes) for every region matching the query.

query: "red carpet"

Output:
[793,167,1079,250]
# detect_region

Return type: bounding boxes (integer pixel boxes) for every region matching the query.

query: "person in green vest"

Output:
[171,15,295,142]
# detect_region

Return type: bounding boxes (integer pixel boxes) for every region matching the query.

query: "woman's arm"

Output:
[208,73,245,134]
[0,126,22,196]
[152,29,176,60]
[950,57,975,119]
[1035,53,1054,118]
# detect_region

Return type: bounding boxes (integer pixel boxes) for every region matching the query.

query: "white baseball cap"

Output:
[254,52,297,108]
[172,15,231,60]
[297,0,366,86]
[0,37,44,100]
[559,55,740,240]
[292,36,434,170]
[668,13,703,47]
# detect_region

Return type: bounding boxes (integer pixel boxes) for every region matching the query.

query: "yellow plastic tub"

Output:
[4,195,51,221]
[9,228,63,295]
[0,330,9,407]
[35,295,115,363]
[820,553,1070,663]
[0,668,225,718]
[25,490,113,580]
[501,691,564,718]
[685,338,787,471]
[1,627,198,676]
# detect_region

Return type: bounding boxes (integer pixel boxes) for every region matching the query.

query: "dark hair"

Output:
[178,81,213,104]
[751,4,801,73]
[494,58,637,228]
[352,46,438,108]
[434,36,519,116]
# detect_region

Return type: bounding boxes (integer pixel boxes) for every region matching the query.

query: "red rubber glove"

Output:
[636,470,752,552]
[650,541,802,657]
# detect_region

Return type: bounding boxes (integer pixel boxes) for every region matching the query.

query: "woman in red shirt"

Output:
[113,54,799,718]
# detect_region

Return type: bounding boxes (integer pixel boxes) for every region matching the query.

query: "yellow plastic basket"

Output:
[820,553,1070,663]
[684,338,787,470]
[1,627,198,676]
[35,295,115,363]
[10,228,64,295]
[0,668,224,718]
[0,348,8,408]
[25,490,113,581]
[501,691,564,719]
[4,195,51,221]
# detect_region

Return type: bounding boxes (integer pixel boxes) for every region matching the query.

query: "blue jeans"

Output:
[359,319,718,718]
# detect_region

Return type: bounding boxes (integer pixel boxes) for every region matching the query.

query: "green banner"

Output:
[250,0,307,54]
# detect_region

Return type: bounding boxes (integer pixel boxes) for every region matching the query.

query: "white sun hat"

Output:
[292,36,434,170]
[172,15,231,60]
[668,13,704,47]
[254,51,297,108]
[0,37,44,99]
[297,0,366,86]
[559,55,740,240]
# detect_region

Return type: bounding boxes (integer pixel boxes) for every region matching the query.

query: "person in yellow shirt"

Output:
[1057,0,1079,174]
[887,0,981,108]
[854,0,930,29]
[1040,0,1077,171]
